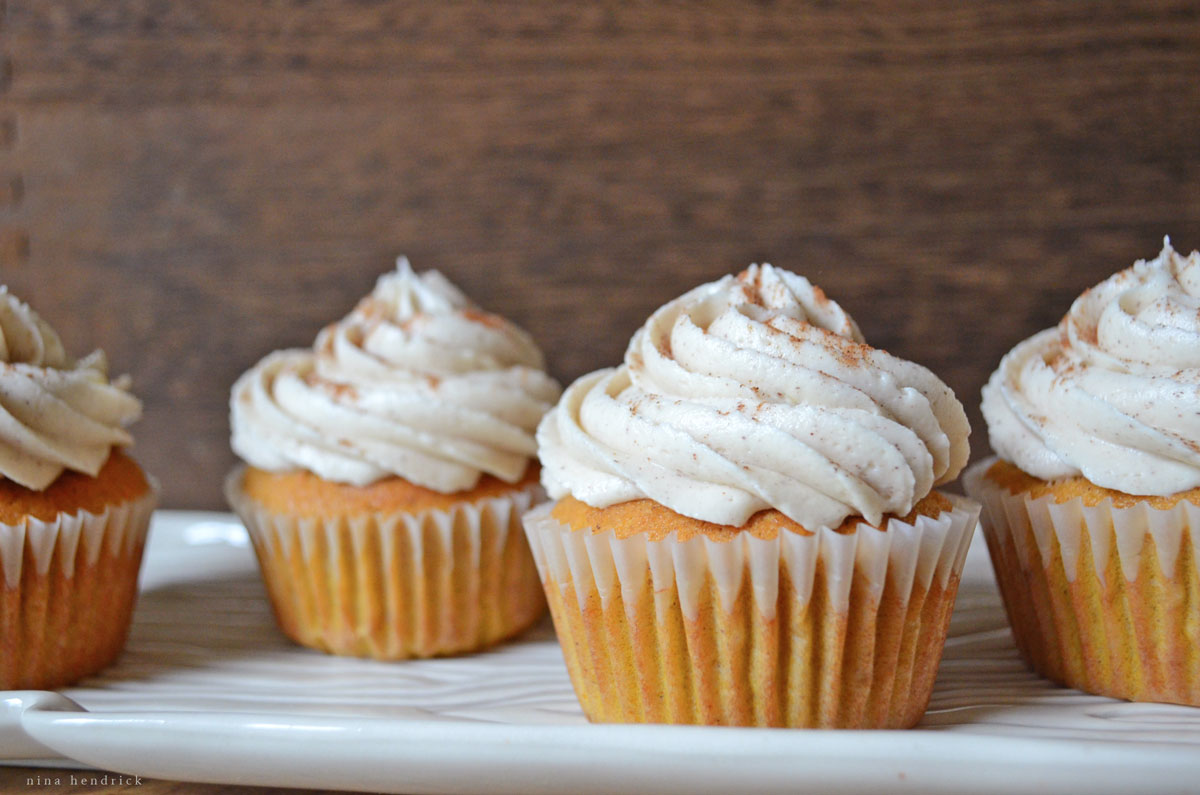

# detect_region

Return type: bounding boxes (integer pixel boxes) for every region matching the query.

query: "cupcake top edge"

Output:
[230,257,562,493]
[982,238,1200,496]
[537,263,971,530]
[0,286,142,491]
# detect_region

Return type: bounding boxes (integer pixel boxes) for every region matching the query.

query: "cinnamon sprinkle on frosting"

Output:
[538,263,970,529]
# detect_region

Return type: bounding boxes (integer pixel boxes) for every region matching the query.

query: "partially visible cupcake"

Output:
[524,265,978,728]
[966,239,1200,707]
[0,287,155,689]
[226,259,561,659]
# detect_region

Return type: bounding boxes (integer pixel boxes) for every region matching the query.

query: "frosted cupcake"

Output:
[966,239,1200,706]
[226,259,561,659]
[0,287,155,689]
[524,265,978,728]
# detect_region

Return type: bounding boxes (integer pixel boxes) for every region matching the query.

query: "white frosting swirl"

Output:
[0,287,142,490]
[231,258,562,492]
[538,265,970,528]
[982,239,1200,495]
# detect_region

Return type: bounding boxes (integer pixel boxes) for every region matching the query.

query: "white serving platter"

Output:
[2,510,1199,794]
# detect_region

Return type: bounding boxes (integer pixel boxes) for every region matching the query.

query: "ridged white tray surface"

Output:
[2,510,1199,794]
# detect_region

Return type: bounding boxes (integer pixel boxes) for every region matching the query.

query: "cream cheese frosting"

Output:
[0,287,141,490]
[538,265,971,528]
[982,238,1200,496]
[230,258,562,492]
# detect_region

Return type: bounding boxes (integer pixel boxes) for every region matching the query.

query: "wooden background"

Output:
[2,1,1200,510]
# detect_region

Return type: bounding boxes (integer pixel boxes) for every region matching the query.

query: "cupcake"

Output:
[226,258,562,659]
[0,287,155,689]
[524,265,978,728]
[966,239,1200,707]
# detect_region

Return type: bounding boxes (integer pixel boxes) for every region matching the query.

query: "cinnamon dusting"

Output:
[461,309,505,329]
[304,373,358,401]
[810,284,833,310]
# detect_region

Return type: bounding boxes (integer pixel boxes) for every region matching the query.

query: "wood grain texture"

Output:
[3,1,1200,509]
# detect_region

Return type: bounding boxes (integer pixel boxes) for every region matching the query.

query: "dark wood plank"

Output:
[3,1,1199,508]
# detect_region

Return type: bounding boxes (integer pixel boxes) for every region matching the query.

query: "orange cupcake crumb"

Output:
[0,449,150,524]
[239,462,541,518]
[551,490,952,542]
[985,458,1200,509]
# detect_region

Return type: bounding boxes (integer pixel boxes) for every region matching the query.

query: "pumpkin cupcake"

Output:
[226,259,561,659]
[0,287,155,689]
[524,265,978,728]
[966,239,1200,707]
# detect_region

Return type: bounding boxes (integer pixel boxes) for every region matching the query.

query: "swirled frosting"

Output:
[982,239,1200,495]
[538,265,971,528]
[231,258,562,492]
[0,287,142,490]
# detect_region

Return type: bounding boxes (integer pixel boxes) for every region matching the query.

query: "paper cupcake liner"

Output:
[0,486,157,689]
[226,468,547,659]
[964,458,1200,706]
[522,495,979,728]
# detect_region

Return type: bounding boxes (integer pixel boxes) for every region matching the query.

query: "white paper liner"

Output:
[0,484,158,589]
[523,495,980,622]
[225,466,546,657]
[227,467,542,570]
[963,458,1199,585]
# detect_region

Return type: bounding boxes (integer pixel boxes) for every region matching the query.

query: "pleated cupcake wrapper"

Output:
[523,496,980,728]
[226,468,547,660]
[0,486,158,689]
[964,458,1200,706]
